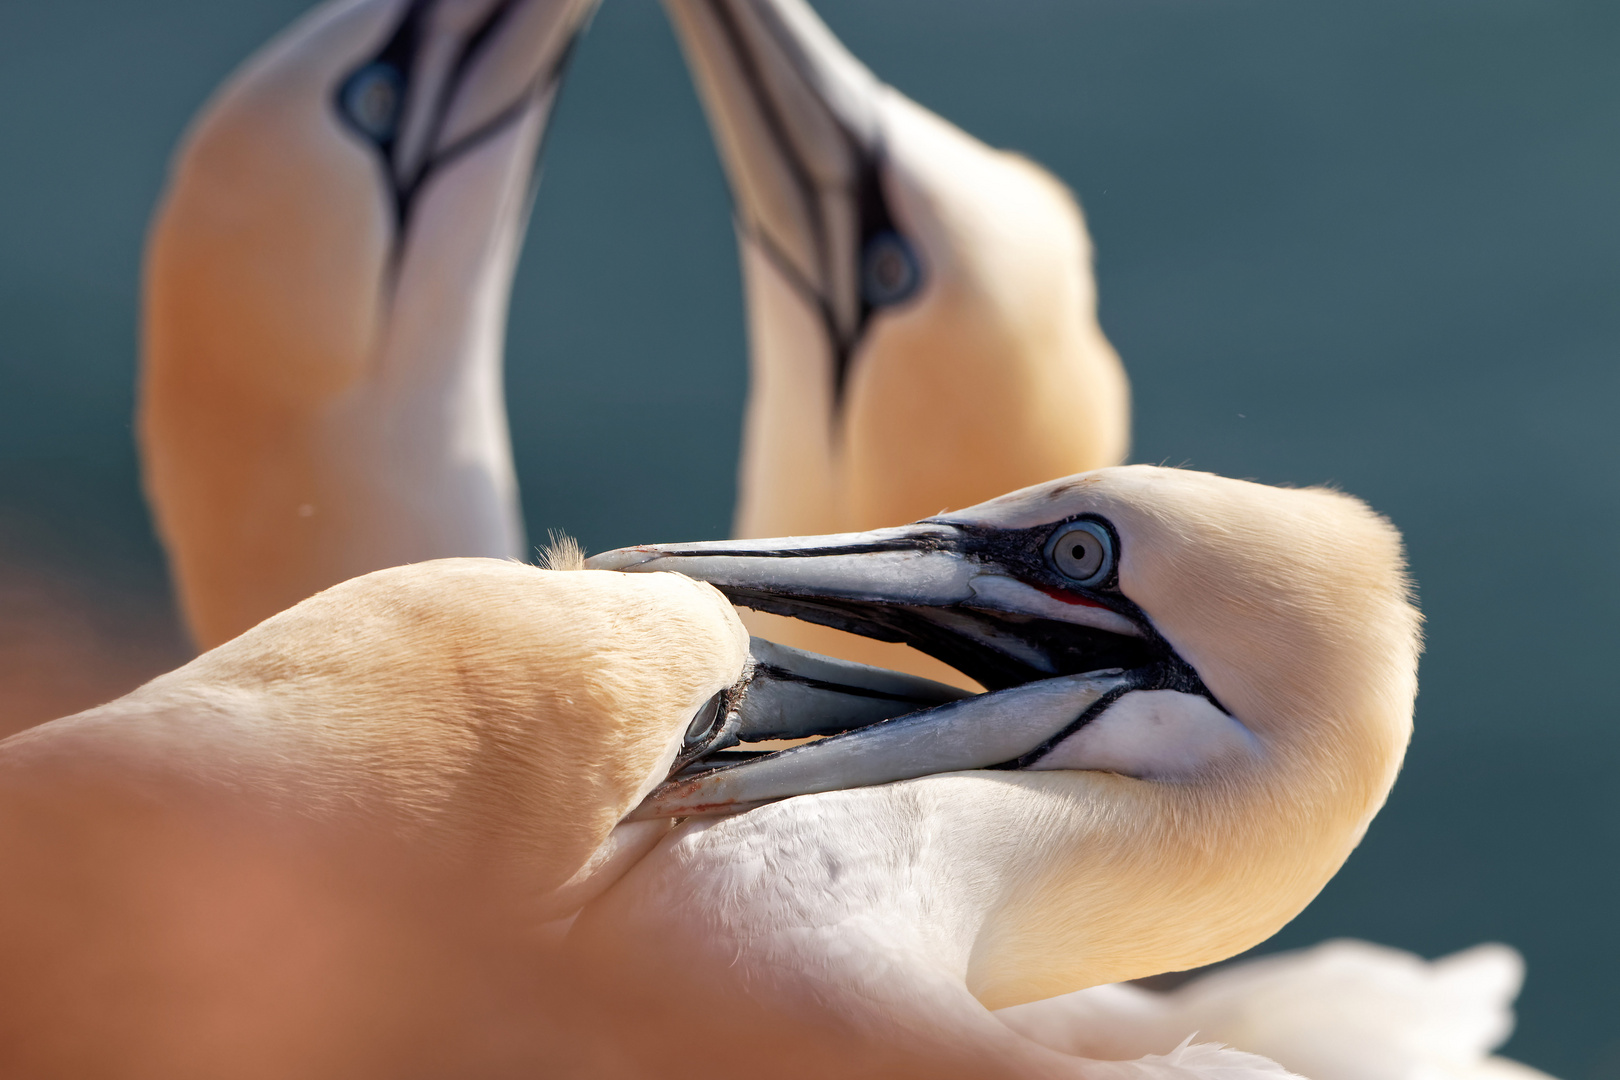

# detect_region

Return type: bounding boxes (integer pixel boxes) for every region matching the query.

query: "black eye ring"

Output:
[1043,519,1115,588]
[860,231,923,307]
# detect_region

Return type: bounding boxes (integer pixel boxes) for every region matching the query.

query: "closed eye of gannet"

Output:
[140,0,597,650]
[663,0,1129,682]
[573,465,1421,1075]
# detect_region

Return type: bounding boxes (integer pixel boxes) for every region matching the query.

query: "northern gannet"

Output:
[140,0,597,650]
[663,0,1129,683]
[650,7,1550,1074]
[6,465,1418,1077]
[0,556,957,922]
[119,2,1539,1072]
[577,464,1423,1076]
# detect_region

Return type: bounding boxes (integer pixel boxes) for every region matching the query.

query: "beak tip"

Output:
[583,547,656,572]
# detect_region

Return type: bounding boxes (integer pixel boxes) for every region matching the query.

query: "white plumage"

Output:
[107,1,1557,1077]
[1002,941,1551,1080]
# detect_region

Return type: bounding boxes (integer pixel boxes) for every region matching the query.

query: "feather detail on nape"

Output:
[538,531,586,572]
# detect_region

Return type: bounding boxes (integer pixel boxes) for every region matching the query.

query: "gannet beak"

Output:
[587,524,1151,692]
[673,636,970,771]
[630,670,1133,820]
[663,0,920,402]
[590,523,1215,818]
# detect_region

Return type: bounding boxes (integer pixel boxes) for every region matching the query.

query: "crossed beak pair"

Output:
[587,519,1210,819]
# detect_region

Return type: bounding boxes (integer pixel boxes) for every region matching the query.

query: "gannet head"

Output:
[140,0,597,647]
[665,0,1130,534]
[146,0,596,414]
[588,465,1421,999]
[1,556,961,919]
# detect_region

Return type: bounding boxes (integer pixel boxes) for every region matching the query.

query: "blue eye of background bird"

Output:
[860,232,922,307]
[339,63,406,143]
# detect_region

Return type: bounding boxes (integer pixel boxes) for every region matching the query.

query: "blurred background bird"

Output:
[663,0,1127,686]
[140,0,596,648]
[0,0,1616,1076]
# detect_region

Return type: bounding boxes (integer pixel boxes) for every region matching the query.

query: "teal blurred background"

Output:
[1,0,1617,1073]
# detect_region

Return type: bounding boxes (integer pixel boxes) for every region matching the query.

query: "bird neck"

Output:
[732,237,844,539]
[139,28,547,647]
[141,182,532,648]
[569,782,1109,1078]
[144,318,526,648]
[580,762,1355,1022]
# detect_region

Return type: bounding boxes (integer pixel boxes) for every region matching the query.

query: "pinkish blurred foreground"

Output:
[0,545,187,741]
[0,774,961,1080]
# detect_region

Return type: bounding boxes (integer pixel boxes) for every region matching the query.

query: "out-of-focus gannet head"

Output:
[587,466,1421,1002]
[140,0,597,649]
[0,558,964,920]
[663,0,1130,541]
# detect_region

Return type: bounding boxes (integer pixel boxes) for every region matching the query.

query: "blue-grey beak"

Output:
[591,520,1212,819]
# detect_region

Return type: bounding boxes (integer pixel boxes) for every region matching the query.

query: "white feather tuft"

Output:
[538,531,586,572]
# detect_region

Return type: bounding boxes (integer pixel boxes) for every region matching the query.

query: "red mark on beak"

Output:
[1035,584,1108,610]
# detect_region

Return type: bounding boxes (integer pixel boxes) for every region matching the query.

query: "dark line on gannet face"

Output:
[699,0,923,421]
[333,0,586,280]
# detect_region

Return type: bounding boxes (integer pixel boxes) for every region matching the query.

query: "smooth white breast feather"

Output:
[1169,940,1528,1079]
[999,940,1553,1080]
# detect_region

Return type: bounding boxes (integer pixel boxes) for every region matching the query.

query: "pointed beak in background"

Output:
[662,0,922,395]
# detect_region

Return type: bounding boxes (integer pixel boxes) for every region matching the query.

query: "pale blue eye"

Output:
[860,231,922,307]
[339,62,406,142]
[1044,520,1115,586]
